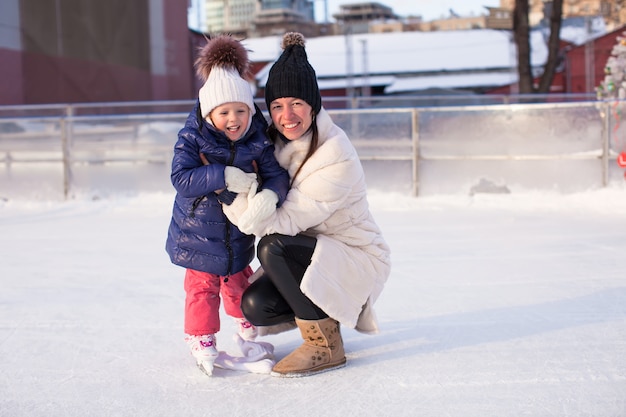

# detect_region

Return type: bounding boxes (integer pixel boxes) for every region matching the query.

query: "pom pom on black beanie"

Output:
[265,32,322,113]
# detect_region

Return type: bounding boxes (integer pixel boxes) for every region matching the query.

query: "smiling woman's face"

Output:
[268,97,313,141]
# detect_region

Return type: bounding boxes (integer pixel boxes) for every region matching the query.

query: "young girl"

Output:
[165,35,289,376]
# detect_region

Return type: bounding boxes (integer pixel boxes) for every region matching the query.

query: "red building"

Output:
[0,0,194,105]
[488,26,625,95]
[564,26,625,94]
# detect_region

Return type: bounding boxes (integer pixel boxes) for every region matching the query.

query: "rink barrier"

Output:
[0,96,622,199]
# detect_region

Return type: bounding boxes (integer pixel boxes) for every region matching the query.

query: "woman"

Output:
[224,32,391,377]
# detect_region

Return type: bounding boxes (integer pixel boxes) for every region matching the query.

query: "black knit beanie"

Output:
[265,32,322,113]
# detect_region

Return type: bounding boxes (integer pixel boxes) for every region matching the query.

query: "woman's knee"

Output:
[240,276,288,326]
[258,234,316,266]
[240,285,264,324]
[257,234,283,265]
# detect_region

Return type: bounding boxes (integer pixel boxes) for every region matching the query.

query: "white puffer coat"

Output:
[229,108,391,334]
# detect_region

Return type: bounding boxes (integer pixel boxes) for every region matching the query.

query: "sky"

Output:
[315,0,502,22]
[1,185,625,416]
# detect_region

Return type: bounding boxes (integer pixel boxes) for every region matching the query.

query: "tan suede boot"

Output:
[271,317,346,377]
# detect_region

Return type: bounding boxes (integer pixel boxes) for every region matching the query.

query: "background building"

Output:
[2,0,621,106]
[0,0,193,105]
[195,0,318,37]
[202,0,258,37]
[423,13,488,31]
[252,0,319,37]
[500,0,626,29]
[333,2,397,34]
[190,0,626,38]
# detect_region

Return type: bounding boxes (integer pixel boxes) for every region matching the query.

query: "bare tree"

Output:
[513,0,564,94]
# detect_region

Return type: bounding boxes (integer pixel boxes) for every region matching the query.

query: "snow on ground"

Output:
[1,187,625,417]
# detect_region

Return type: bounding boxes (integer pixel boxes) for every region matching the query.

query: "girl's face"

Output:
[209,102,251,141]
[269,97,313,141]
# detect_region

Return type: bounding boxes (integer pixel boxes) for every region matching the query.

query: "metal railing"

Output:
[0,95,623,200]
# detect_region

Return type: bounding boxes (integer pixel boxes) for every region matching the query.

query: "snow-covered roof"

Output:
[242,24,603,93]
[244,30,522,79]
[318,75,395,89]
[385,72,518,93]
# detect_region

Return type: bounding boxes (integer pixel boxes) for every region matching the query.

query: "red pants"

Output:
[184,266,253,336]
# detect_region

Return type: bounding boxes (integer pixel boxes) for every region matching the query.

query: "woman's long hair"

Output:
[267,111,318,187]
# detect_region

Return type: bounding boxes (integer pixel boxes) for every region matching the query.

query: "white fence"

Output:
[0,97,624,200]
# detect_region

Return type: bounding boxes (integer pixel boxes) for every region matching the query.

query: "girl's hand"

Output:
[199,153,225,193]
[225,166,258,193]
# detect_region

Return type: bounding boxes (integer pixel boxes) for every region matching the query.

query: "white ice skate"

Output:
[235,317,258,341]
[185,334,219,376]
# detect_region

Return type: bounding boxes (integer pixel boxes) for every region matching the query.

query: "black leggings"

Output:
[241,234,328,325]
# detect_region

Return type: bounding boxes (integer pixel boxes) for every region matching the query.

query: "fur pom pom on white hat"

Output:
[195,35,255,118]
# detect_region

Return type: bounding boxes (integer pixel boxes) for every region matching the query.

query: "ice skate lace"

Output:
[185,334,216,352]
[236,318,258,341]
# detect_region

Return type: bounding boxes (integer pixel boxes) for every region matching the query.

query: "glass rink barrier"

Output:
[0,96,623,200]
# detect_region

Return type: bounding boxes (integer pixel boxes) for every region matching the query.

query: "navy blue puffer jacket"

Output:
[166,101,289,276]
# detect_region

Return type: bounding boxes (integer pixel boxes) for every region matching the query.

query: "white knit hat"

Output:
[194,35,256,118]
[198,66,255,118]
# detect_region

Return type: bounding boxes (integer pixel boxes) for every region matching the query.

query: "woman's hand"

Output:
[237,189,279,234]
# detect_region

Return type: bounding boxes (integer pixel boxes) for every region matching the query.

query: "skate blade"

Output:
[196,357,217,376]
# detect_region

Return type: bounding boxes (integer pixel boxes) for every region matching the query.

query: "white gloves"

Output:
[221,191,248,225]
[237,189,278,235]
[224,166,257,193]
[235,334,275,362]
[213,334,275,374]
